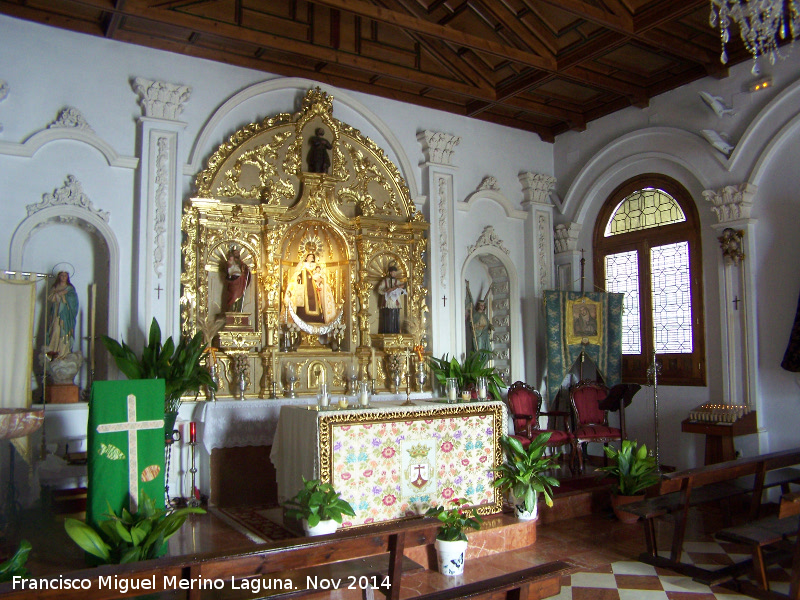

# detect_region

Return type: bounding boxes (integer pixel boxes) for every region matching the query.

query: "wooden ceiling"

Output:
[1,0,751,142]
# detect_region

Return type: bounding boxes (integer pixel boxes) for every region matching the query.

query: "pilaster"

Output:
[417,130,460,358]
[131,78,191,340]
[702,183,759,416]
[554,222,582,291]
[519,172,556,388]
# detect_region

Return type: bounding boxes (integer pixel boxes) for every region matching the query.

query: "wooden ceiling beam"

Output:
[467,95,585,128]
[66,0,499,100]
[468,0,555,61]
[563,65,647,104]
[633,0,709,32]
[535,0,633,31]
[304,0,557,70]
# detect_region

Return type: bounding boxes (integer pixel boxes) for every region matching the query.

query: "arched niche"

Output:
[460,245,521,385]
[10,202,120,387]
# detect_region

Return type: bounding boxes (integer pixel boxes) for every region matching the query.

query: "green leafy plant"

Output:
[284,478,356,528]
[425,498,483,542]
[0,540,31,582]
[597,439,660,496]
[64,492,205,564]
[493,434,560,513]
[428,350,504,401]
[102,318,216,413]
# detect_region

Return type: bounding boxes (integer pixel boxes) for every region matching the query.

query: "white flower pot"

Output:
[434,538,468,576]
[303,518,338,536]
[509,491,538,521]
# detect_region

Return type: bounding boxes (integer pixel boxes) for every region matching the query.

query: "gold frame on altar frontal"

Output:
[566,297,603,346]
[316,402,505,525]
[181,87,429,400]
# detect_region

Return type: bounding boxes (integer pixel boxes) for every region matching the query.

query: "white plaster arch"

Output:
[459,244,522,383]
[185,77,419,200]
[563,127,720,224]
[0,127,139,169]
[459,189,528,220]
[10,205,120,340]
[735,79,800,186]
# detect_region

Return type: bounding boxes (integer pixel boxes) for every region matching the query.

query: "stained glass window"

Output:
[605,250,641,354]
[651,242,693,353]
[593,174,705,386]
[604,188,686,237]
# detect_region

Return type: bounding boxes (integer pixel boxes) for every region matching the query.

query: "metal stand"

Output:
[647,349,662,472]
[285,375,297,398]
[188,441,200,508]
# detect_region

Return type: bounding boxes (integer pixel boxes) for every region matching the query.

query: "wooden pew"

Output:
[616,447,800,582]
[714,492,800,599]
[0,516,570,600]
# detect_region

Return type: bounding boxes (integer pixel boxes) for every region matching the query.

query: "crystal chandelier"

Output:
[710,0,800,72]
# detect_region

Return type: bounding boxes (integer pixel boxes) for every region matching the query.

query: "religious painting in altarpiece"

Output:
[181,88,429,400]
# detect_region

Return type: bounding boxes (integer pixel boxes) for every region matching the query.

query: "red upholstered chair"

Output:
[569,379,622,473]
[506,381,574,470]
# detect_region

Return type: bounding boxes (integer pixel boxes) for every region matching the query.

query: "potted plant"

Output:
[284,477,356,536]
[64,492,205,564]
[493,433,560,521]
[0,540,31,582]
[425,498,483,576]
[597,439,660,523]
[428,350,504,401]
[102,318,216,443]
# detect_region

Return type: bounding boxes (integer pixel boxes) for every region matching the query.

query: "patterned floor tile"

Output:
[569,572,619,589]
[611,561,658,576]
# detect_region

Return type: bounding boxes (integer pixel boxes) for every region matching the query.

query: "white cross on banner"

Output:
[97,393,164,512]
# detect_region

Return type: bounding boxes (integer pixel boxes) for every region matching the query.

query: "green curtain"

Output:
[544,291,624,404]
[87,379,165,527]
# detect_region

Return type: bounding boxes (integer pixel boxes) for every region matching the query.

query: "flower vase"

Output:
[303,519,338,536]
[509,491,538,521]
[434,539,468,576]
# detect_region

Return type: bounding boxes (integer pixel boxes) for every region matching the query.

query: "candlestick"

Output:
[370,347,376,380]
[89,283,97,372]
[189,421,196,444]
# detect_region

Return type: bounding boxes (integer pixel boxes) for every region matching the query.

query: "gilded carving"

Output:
[182,88,429,399]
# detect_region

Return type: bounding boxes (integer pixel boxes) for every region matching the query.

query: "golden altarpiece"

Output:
[181,89,428,399]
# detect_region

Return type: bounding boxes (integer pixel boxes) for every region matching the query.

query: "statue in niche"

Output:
[223,245,251,312]
[307,128,332,174]
[465,281,493,354]
[377,263,406,334]
[45,270,79,359]
[284,253,337,325]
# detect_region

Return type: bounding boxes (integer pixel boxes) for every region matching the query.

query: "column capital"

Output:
[519,172,556,207]
[554,222,581,254]
[702,183,757,224]
[132,77,192,120]
[417,130,461,166]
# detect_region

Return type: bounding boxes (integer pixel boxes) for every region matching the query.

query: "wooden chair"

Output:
[506,381,574,470]
[569,379,622,473]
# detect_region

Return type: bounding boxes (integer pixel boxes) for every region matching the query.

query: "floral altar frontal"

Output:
[272,400,506,527]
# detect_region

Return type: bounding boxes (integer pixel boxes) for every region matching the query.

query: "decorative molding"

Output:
[718,227,745,265]
[702,183,756,223]
[493,332,510,344]
[477,176,500,192]
[27,175,110,221]
[417,130,460,166]
[467,226,510,258]
[437,175,449,289]
[493,298,510,311]
[153,136,169,279]
[519,172,556,206]
[48,107,94,133]
[0,127,139,168]
[132,77,192,120]
[537,213,549,291]
[554,222,581,254]
[493,315,510,328]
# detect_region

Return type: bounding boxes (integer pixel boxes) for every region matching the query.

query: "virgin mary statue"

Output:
[45,271,79,359]
[284,253,337,327]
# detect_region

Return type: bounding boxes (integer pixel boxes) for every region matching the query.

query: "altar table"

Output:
[270,400,508,527]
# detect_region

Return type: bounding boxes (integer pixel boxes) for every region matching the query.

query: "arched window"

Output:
[593,175,706,386]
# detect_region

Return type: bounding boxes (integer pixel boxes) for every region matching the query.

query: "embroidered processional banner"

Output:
[87,380,165,528]
[544,291,624,404]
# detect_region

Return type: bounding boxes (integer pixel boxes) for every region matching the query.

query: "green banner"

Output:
[87,380,165,527]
